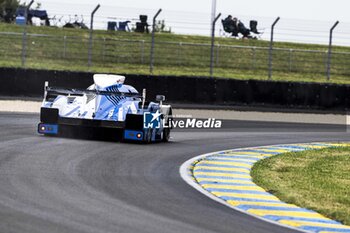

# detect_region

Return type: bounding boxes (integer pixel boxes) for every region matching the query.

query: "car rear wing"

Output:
[44,81,142,101]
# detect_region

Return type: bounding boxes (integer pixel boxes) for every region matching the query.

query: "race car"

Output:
[38,74,173,143]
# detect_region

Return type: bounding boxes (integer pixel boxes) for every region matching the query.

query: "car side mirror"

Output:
[156,95,165,102]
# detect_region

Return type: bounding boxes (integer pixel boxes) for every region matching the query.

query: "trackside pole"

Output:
[210,13,221,78]
[150,9,162,74]
[21,0,34,67]
[326,21,339,81]
[88,4,101,68]
[210,0,217,36]
[268,17,280,80]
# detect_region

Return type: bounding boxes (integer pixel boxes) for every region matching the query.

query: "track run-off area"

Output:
[0,106,349,233]
[181,143,350,233]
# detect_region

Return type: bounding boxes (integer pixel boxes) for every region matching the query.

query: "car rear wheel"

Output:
[144,128,152,143]
[162,128,170,142]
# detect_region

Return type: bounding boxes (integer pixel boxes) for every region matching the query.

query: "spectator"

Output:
[237,20,251,38]
[222,15,238,36]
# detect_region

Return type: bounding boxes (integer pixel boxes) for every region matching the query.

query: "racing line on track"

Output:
[180,143,350,233]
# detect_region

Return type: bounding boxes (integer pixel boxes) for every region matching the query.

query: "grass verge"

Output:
[0,23,349,84]
[251,146,350,225]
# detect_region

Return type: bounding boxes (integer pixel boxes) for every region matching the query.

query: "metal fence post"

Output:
[140,40,145,64]
[268,17,280,80]
[211,0,217,36]
[102,37,106,61]
[216,43,220,66]
[252,47,256,70]
[63,36,67,58]
[150,8,162,74]
[177,42,182,65]
[326,21,339,81]
[88,4,100,68]
[21,0,34,67]
[210,13,221,78]
[288,49,294,72]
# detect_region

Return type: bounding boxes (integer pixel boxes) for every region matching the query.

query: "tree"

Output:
[0,0,20,23]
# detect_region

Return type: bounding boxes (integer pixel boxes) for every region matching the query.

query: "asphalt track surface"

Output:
[0,112,349,233]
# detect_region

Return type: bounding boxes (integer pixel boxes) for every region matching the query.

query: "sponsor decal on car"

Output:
[143,110,162,129]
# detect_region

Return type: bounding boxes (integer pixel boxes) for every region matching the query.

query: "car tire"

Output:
[144,128,152,143]
[162,128,170,142]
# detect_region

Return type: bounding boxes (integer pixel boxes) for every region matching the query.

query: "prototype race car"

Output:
[38,74,173,143]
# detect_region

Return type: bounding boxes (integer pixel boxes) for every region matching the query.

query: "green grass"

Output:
[251,146,350,225]
[0,22,350,84]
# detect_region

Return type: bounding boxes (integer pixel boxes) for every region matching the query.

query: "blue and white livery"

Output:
[38,74,173,142]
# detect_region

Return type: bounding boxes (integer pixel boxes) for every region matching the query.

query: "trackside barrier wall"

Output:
[0,68,349,109]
